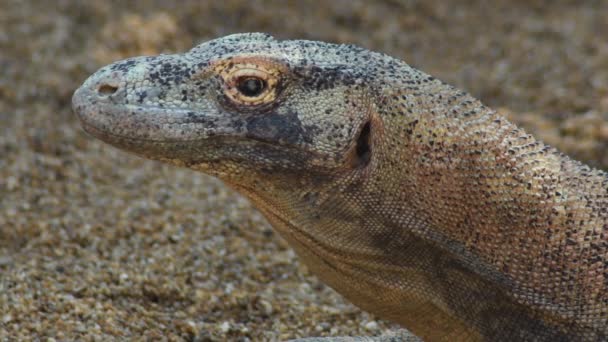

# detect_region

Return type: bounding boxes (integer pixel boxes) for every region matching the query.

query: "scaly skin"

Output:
[72,33,608,341]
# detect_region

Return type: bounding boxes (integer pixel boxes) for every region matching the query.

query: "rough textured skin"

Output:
[72,33,608,341]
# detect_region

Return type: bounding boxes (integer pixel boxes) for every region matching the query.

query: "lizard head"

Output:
[73,33,397,185]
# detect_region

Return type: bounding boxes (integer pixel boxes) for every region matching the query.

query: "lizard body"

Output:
[72,33,608,341]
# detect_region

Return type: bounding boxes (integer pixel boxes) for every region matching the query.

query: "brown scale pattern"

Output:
[73,33,608,340]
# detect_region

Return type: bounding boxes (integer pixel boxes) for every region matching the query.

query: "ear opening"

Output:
[354,121,372,167]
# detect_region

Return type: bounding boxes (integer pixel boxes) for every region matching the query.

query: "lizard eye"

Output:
[220,65,280,105]
[236,77,267,97]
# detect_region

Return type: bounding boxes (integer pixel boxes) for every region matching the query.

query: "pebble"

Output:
[364,321,379,331]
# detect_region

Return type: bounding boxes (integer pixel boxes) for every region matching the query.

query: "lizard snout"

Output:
[72,56,154,140]
[75,67,127,105]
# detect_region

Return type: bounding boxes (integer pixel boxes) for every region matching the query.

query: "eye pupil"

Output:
[237,77,266,97]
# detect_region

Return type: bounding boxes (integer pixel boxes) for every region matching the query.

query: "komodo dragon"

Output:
[72,33,608,341]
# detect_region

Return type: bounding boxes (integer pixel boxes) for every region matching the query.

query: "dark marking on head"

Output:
[293,65,368,92]
[185,111,218,129]
[136,90,147,104]
[110,59,138,73]
[245,111,307,145]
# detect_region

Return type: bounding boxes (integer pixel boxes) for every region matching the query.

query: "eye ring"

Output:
[220,65,280,105]
[236,77,267,97]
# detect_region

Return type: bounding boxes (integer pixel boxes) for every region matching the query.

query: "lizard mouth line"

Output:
[79,112,338,172]
[74,91,343,165]
[79,119,214,144]
[75,98,223,143]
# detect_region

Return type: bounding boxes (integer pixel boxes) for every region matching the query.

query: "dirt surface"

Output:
[1,0,607,340]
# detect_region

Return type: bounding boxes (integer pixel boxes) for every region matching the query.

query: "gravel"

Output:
[1,0,606,340]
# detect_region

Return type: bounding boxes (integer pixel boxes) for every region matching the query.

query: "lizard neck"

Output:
[374,83,608,335]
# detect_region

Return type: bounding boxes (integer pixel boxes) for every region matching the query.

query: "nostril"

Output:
[98,84,118,96]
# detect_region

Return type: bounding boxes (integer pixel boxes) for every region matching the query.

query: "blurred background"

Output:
[1,0,607,340]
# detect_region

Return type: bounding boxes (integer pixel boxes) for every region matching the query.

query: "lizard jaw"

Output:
[72,83,337,175]
[73,88,226,143]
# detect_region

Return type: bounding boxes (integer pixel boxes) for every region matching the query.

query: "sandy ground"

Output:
[1,0,607,340]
